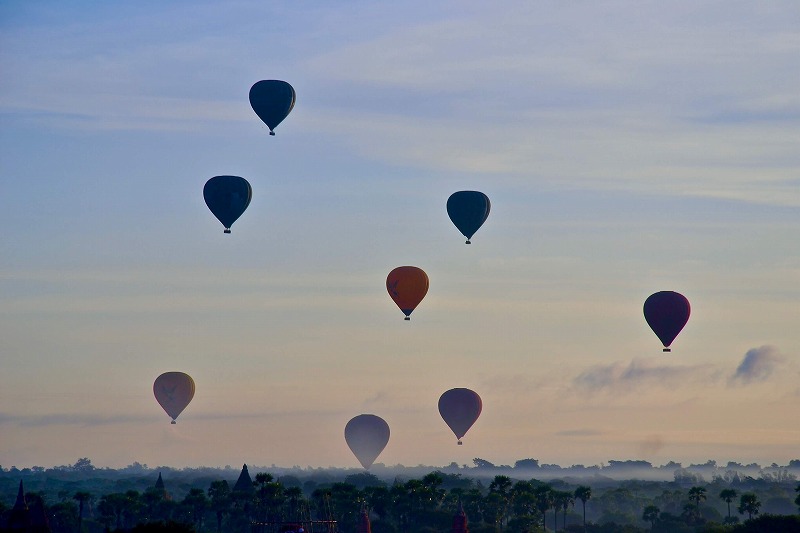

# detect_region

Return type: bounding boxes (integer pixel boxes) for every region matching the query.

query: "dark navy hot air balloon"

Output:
[438,388,482,445]
[249,80,296,136]
[643,291,690,352]
[344,414,390,469]
[203,176,252,234]
[447,191,491,244]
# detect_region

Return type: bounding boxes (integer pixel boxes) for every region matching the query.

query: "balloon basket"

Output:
[465,240,471,244]
[224,229,231,234]
[404,316,410,321]
[171,420,176,425]
[457,440,463,445]
[663,348,671,352]
[269,131,276,136]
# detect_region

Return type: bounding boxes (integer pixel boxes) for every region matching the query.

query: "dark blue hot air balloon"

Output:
[203,176,252,234]
[249,80,295,136]
[643,291,690,352]
[447,191,491,244]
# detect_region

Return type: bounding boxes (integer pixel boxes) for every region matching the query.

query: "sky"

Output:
[1,1,799,471]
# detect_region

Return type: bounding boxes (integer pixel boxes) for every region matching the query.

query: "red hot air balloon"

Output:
[344,414,390,469]
[438,388,482,445]
[154,372,195,424]
[386,266,429,320]
[643,291,690,352]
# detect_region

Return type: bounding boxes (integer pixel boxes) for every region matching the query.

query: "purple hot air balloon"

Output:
[643,291,690,352]
[438,388,482,445]
[344,414,390,469]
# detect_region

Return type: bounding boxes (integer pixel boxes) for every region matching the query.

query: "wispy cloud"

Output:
[729,345,785,385]
[573,358,718,393]
[556,429,604,437]
[0,413,151,427]
[638,434,666,456]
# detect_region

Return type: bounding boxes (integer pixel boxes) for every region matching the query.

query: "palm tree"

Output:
[489,475,513,529]
[533,485,553,531]
[737,492,761,521]
[284,486,303,521]
[687,486,706,520]
[642,504,659,529]
[208,479,231,533]
[719,489,737,522]
[795,483,800,512]
[553,490,574,531]
[574,485,591,532]
[73,491,92,533]
[182,488,209,530]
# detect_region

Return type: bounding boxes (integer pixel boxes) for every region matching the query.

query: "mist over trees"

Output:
[1,457,799,532]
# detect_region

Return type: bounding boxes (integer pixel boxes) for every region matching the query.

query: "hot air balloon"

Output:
[153,372,195,424]
[203,176,252,234]
[643,291,690,352]
[386,266,429,320]
[249,80,296,135]
[438,388,482,445]
[447,191,491,244]
[344,414,390,469]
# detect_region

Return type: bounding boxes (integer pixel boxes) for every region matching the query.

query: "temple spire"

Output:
[357,503,372,533]
[451,498,469,533]
[233,464,255,494]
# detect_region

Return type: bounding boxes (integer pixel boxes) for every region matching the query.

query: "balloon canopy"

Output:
[203,175,252,233]
[344,414,390,469]
[438,388,482,445]
[153,372,195,424]
[643,291,691,352]
[386,266,429,320]
[249,80,296,135]
[447,191,491,244]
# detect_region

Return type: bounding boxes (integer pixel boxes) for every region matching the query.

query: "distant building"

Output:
[154,471,172,500]
[357,505,371,533]
[6,480,30,530]
[451,500,469,533]
[233,463,255,494]
[6,480,50,532]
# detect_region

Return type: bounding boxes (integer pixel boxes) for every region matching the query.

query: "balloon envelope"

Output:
[203,175,252,233]
[249,80,296,135]
[447,191,491,244]
[153,372,195,423]
[344,414,390,469]
[643,291,690,352]
[386,266,429,320]
[438,388,482,444]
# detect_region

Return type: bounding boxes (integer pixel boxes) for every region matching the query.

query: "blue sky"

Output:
[1,1,799,470]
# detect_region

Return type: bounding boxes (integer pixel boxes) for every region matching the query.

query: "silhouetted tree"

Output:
[642,504,659,529]
[98,492,127,530]
[737,492,761,521]
[253,472,284,524]
[488,475,512,528]
[180,488,209,530]
[208,479,231,533]
[510,480,539,529]
[533,484,553,531]
[719,488,737,522]
[553,490,574,531]
[795,482,800,511]
[687,486,706,521]
[73,491,92,533]
[574,485,591,532]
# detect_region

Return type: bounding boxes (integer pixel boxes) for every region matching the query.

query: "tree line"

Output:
[2,467,800,532]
